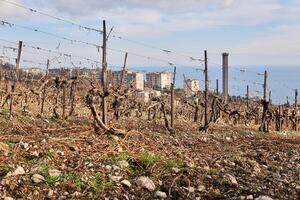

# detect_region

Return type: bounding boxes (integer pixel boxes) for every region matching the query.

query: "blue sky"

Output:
[0,0,300,69]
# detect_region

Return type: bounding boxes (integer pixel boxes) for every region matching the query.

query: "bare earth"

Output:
[0,116,299,200]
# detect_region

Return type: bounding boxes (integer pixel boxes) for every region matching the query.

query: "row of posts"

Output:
[6,20,297,132]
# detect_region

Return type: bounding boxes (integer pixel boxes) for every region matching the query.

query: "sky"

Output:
[0,0,300,69]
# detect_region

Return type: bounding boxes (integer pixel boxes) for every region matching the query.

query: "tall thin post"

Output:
[41,59,49,114]
[204,50,208,129]
[246,85,249,108]
[222,52,229,104]
[9,41,22,119]
[294,89,298,131]
[15,41,22,82]
[216,79,219,95]
[120,52,128,88]
[62,81,66,118]
[101,20,107,125]
[170,66,176,128]
[269,91,272,104]
[263,70,268,101]
[295,89,298,109]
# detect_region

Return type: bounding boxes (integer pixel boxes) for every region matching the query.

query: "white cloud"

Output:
[1,0,300,66]
[0,0,28,19]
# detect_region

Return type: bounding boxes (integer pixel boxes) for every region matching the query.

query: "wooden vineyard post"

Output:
[41,59,49,115]
[69,79,77,117]
[216,79,219,96]
[101,20,108,125]
[295,89,298,110]
[263,70,267,101]
[204,50,208,131]
[15,41,22,82]
[246,85,249,109]
[170,65,176,128]
[269,91,272,104]
[294,89,298,131]
[9,41,22,119]
[260,70,268,132]
[120,52,128,89]
[62,81,66,118]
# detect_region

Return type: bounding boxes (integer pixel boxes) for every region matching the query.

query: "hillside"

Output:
[0,116,299,200]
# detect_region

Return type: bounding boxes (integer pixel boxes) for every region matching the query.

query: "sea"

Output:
[128,65,300,105]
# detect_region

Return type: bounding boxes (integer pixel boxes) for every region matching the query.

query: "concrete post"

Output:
[222,53,229,104]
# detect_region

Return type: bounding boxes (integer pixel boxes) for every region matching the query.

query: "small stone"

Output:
[117,160,129,169]
[6,166,25,177]
[225,137,231,142]
[32,174,45,184]
[105,165,112,171]
[1,178,10,186]
[20,142,29,149]
[48,189,54,197]
[117,147,123,152]
[172,167,180,173]
[154,191,167,199]
[121,179,131,187]
[112,165,120,170]
[110,135,119,141]
[212,188,221,196]
[4,197,14,200]
[49,169,61,177]
[158,180,163,186]
[87,163,94,168]
[197,185,206,192]
[136,176,155,191]
[71,192,82,197]
[188,186,195,193]
[31,151,39,158]
[246,195,254,199]
[224,174,238,186]
[110,175,122,182]
[254,196,273,200]
[0,142,9,156]
[57,150,64,156]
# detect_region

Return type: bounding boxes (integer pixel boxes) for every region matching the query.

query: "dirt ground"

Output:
[0,115,299,200]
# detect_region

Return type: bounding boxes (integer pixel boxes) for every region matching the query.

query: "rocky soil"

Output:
[0,116,299,199]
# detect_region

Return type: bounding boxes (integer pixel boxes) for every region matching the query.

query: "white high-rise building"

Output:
[112,70,144,91]
[146,71,171,90]
[183,79,200,96]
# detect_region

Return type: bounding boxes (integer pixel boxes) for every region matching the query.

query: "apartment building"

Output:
[112,70,144,91]
[183,79,200,96]
[146,71,171,90]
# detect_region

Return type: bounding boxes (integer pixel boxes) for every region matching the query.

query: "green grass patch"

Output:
[138,151,161,168]
[0,108,10,114]
[45,175,60,186]
[48,116,59,123]
[4,140,18,148]
[33,165,61,186]
[64,172,83,191]
[162,158,184,172]
[89,172,111,197]
[0,164,10,177]
[46,151,55,160]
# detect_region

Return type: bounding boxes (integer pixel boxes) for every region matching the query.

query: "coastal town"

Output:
[0,62,200,102]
